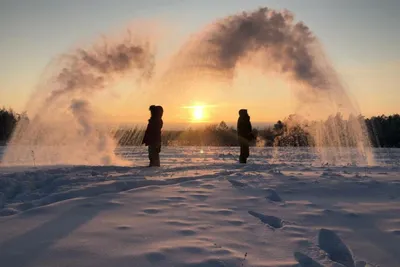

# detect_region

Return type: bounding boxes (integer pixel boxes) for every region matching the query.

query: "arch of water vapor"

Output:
[2,30,155,166]
[2,7,374,166]
[157,7,373,165]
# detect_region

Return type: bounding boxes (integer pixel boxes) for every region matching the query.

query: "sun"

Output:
[192,106,204,121]
[182,103,212,123]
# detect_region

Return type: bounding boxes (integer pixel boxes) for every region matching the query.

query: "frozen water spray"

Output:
[2,7,374,166]
[161,7,374,165]
[2,31,155,166]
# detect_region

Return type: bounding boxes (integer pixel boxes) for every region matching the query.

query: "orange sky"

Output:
[82,60,399,126]
[2,60,399,126]
[1,1,399,125]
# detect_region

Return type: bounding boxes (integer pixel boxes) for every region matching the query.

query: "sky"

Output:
[0,0,399,126]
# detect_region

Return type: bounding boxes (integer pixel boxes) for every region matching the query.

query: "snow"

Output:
[0,146,400,267]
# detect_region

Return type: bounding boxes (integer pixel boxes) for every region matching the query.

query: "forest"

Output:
[1,107,400,147]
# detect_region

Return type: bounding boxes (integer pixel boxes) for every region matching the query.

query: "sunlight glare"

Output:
[193,106,204,121]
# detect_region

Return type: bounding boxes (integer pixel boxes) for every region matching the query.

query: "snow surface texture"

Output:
[0,147,400,267]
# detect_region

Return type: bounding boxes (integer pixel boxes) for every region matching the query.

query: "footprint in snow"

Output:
[143,208,161,214]
[318,228,355,267]
[228,179,247,187]
[265,188,283,202]
[248,210,283,229]
[294,252,324,267]
[116,225,131,230]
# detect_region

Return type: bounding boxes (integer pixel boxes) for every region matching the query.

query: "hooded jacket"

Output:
[237,109,253,141]
[142,105,163,146]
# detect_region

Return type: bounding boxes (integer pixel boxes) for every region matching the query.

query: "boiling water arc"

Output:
[2,6,374,166]
[159,7,374,165]
[2,33,155,166]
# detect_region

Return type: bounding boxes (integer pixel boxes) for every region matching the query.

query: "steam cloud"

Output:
[159,7,373,164]
[2,31,155,166]
[48,34,154,103]
[165,7,327,90]
[69,99,116,165]
[2,7,374,166]
[69,99,93,136]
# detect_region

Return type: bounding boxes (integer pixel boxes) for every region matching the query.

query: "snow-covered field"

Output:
[0,146,400,267]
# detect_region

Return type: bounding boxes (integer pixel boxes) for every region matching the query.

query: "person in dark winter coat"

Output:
[142,105,164,167]
[237,109,253,163]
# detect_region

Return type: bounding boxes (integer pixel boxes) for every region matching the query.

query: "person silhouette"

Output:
[142,105,164,167]
[237,109,253,163]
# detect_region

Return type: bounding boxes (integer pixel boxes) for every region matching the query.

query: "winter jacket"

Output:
[142,106,163,146]
[237,109,253,142]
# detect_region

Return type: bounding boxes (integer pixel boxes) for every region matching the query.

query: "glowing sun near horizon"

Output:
[182,104,209,123]
[182,103,214,123]
[192,106,204,121]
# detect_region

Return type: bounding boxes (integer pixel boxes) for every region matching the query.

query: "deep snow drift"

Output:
[0,147,399,267]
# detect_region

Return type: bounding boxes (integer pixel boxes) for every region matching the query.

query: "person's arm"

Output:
[142,127,148,144]
[142,122,152,144]
[248,121,254,140]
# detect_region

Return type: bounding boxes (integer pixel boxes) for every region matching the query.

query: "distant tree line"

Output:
[1,107,400,147]
[365,114,400,147]
[112,121,256,147]
[0,108,20,145]
[113,114,400,148]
